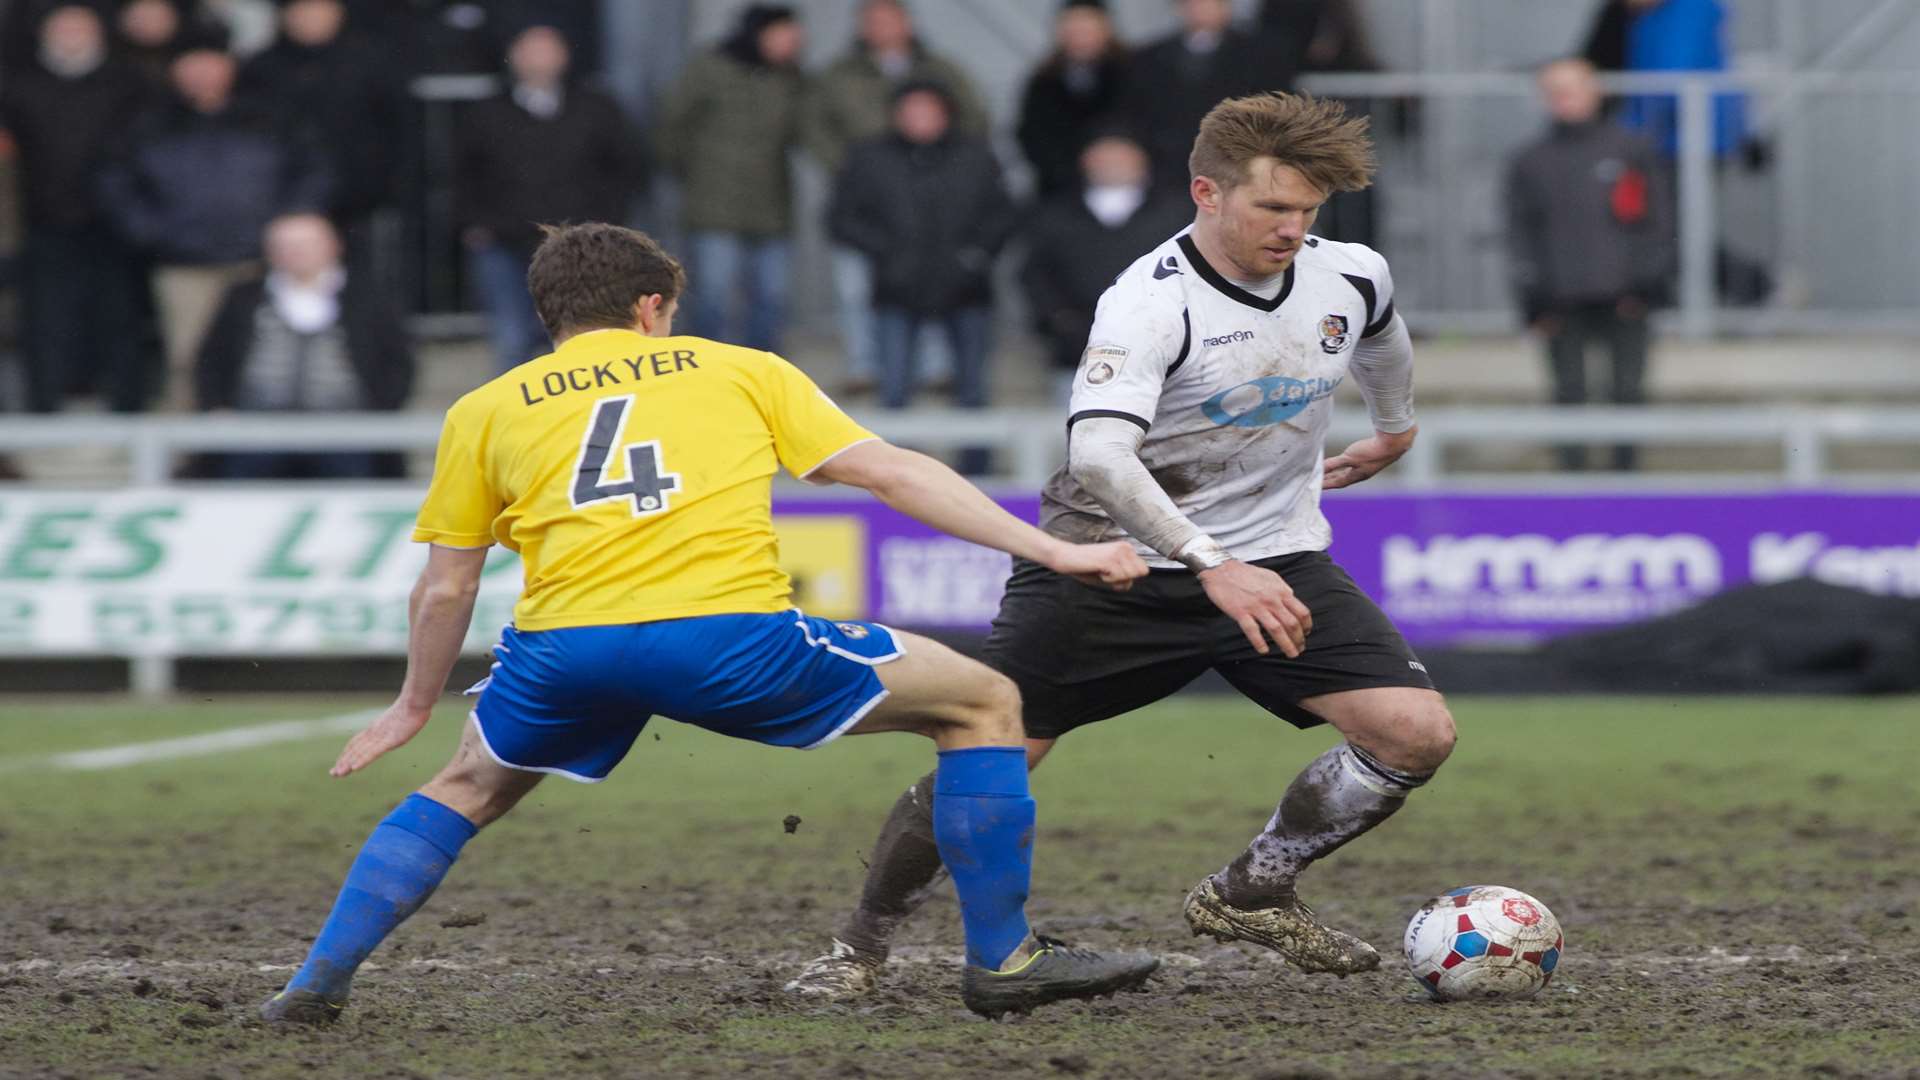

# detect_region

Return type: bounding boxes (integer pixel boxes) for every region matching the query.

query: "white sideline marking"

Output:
[0,709,380,774]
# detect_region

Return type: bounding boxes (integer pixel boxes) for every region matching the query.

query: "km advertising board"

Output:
[0,489,1913,655]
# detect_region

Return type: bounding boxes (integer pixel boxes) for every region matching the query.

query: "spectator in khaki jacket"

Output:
[660,4,805,353]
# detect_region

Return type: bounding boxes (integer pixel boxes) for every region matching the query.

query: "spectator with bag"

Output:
[1507,58,1674,471]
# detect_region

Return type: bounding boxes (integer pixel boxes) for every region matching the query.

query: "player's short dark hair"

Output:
[527,223,687,340]
[1189,92,1375,195]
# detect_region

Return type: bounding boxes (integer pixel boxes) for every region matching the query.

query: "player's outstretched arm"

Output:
[1322,426,1418,490]
[1326,312,1419,490]
[332,545,489,777]
[811,440,1148,590]
[1069,417,1313,657]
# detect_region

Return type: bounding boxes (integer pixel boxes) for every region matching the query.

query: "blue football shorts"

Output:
[466,609,904,783]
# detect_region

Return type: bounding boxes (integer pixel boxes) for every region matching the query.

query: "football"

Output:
[1404,886,1563,1001]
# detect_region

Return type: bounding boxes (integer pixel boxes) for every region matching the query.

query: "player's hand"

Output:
[331,702,433,777]
[1045,539,1150,592]
[1323,427,1418,491]
[1198,559,1313,657]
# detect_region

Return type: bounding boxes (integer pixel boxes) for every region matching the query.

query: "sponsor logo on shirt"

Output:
[1201,374,1344,428]
[1202,330,1257,348]
[1318,314,1350,354]
[1082,344,1129,386]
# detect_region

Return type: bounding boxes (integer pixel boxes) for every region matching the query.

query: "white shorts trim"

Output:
[788,608,907,666]
[798,686,890,750]
[467,710,607,785]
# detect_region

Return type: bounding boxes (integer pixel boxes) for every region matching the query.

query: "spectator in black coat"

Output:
[455,23,649,371]
[1021,134,1191,401]
[113,0,194,87]
[1507,58,1673,472]
[1122,0,1287,195]
[1,4,157,412]
[96,27,332,409]
[828,81,1016,414]
[242,0,404,226]
[196,212,414,479]
[1016,0,1129,201]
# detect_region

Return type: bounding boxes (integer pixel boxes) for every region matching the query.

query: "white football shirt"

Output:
[1041,227,1400,567]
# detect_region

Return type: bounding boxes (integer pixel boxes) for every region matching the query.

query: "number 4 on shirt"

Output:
[571,395,681,516]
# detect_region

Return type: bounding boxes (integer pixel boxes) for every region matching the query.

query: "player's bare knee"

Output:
[955,671,1022,746]
[1401,704,1456,773]
[1356,702,1455,775]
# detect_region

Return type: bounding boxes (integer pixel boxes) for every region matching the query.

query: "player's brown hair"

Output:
[527,222,687,339]
[1188,92,1376,194]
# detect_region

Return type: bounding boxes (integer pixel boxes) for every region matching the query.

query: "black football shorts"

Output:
[982,549,1438,740]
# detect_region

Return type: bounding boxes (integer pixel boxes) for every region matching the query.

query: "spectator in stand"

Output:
[828,81,1015,424]
[242,0,404,237]
[1017,0,1130,202]
[803,0,985,396]
[1256,0,1385,246]
[1020,133,1190,403]
[1583,0,1743,158]
[96,23,332,410]
[196,212,413,479]
[660,4,805,353]
[456,22,649,372]
[1,3,156,412]
[115,0,192,87]
[1507,58,1673,472]
[1124,0,1283,195]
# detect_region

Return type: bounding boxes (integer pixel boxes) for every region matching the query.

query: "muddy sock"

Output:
[835,771,949,961]
[930,746,1034,970]
[284,794,477,1001]
[1213,744,1431,910]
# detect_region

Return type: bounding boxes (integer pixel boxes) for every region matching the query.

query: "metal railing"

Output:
[3,406,1918,491]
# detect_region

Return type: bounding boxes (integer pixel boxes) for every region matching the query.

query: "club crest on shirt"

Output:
[1082,344,1129,386]
[836,622,870,639]
[1318,314,1350,354]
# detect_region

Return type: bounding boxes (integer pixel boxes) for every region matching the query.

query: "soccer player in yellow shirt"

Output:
[259,223,1159,1024]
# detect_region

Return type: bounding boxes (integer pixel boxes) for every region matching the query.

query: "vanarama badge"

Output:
[1318,314,1350,354]
[1083,344,1129,386]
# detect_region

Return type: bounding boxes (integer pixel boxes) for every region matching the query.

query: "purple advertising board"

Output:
[777,491,1920,646]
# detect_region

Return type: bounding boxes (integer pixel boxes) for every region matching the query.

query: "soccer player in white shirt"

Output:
[790,93,1457,998]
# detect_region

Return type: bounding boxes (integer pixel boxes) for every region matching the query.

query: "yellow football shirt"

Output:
[411,329,876,630]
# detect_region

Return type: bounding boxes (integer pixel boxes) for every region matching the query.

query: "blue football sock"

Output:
[284,793,478,1000]
[931,746,1034,970]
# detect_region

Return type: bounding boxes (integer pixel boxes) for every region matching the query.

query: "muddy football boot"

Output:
[960,934,1159,1019]
[259,988,346,1025]
[784,938,884,1001]
[1183,877,1380,975]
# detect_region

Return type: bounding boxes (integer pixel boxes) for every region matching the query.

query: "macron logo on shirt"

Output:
[1152,256,1182,279]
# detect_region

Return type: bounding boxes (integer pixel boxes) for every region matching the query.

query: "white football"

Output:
[1403,885,1563,1001]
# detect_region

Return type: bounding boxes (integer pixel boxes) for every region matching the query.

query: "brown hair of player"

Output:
[526,222,688,340]
[1188,92,1377,195]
